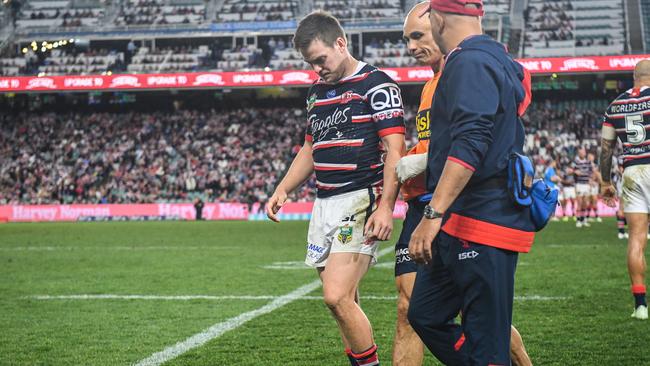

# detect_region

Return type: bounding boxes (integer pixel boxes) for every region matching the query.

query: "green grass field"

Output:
[1,219,649,365]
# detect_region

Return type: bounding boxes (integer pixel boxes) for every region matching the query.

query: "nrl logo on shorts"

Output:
[338,225,353,244]
[307,93,317,112]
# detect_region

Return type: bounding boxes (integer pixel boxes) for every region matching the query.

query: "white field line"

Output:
[132,280,322,366]
[29,294,569,302]
[131,245,395,366]
[0,246,234,251]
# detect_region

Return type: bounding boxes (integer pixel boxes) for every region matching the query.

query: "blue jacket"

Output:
[426,35,534,252]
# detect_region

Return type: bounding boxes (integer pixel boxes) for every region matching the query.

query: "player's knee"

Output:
[322,288,353,313]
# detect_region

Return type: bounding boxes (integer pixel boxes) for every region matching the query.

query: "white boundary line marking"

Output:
[132,245,395,366]
[133,280,322,366]
[0,246,234,251]
[29,294,569,302]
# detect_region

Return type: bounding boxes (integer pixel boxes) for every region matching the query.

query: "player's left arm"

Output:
[599,116,618,206]
[364,72,407,240]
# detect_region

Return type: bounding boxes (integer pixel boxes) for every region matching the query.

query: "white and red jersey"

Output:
[304,62,406,198]
[604,86,650,168]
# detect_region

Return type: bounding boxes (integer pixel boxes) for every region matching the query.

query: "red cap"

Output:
[419,0,485,17]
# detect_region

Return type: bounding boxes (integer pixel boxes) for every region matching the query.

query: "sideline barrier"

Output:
[0,203,249,222]
[0,200,617,222]
[0,55,648,93]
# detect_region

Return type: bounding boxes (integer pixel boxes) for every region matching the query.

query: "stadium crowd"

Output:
[0,100,608,205]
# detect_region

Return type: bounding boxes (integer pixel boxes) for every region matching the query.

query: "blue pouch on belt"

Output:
[508,153,559,231]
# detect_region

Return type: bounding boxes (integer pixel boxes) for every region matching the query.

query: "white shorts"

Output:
[590,184,599,197]
[622,164,650,214]
[305,188,379,268]
[576,183,591,197]
[563,186,576,200]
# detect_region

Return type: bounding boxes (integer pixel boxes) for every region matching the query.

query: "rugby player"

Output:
[394,3,530,365]
[587,152,602,222]
[574,147,595,228]
[267,11,407,364]
[560,164,577,222]
[600,60,650,320]
[544,159,562,221]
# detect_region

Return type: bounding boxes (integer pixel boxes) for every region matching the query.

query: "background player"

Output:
[600,60,650,320]
[574,147,595,227]
[587,152,602,222]
[267,11,407,364]
[560,164,577,222]
[544,159,562,220]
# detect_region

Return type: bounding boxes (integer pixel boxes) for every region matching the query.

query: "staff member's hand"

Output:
[409,217,442,264]
[600,183,617,208]
[364,205,393,241]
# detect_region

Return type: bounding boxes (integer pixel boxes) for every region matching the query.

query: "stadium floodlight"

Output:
[21,48,27,54]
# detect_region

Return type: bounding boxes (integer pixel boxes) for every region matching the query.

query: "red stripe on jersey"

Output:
[313,98,340,107]
[377,126,405,137]
[602,122,614,127]
[352,117,372,123]
[623,152,650,161]
[314,165,357,171]
[305,134,313,143]
[623,140,650,147]
[316,184,338,190]
[312,140,364,150]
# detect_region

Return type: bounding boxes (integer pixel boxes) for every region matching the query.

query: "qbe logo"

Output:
[370,85,403,110]
[458,250,479,261]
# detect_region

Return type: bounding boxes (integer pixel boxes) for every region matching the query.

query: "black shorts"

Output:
[395,199,427,277]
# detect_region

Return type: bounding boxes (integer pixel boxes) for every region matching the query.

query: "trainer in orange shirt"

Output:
[392,2,531,366]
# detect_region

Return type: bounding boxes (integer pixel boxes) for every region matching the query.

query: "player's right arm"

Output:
[599,113,618,207]
[266,139,314,222]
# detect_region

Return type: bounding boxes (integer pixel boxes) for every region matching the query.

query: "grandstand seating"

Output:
[15,0,105,28]
[0,56,28,76]
[216,0,298,22]
[642,0,650,52]
[127,46,209,73]
[523,0,626,57]
[0,101,605,205]
[39,49,125,75]
[115,0,206,26]
[363,39,411,68]
[312,0,402,20]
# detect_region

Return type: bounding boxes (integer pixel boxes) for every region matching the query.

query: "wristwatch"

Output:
[423,205,444,220]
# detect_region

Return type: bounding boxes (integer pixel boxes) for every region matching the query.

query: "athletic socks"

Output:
[345,348,357,366]
[632,285,647,308]
[350,344,379,366]
[617,214,626,234]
